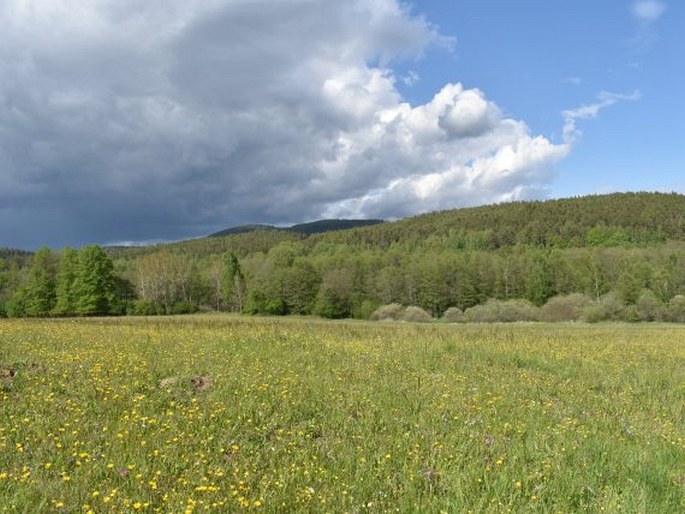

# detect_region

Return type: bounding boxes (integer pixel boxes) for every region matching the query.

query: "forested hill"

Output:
[209,219,384,238]
[110,191,685,259]
[4,191,685,321]
[309,192,685,250]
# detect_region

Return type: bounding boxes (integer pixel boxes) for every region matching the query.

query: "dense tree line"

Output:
[2,193,685,320]
[1,246,118,317]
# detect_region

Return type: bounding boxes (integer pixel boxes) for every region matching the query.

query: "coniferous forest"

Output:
[2,192,685,322]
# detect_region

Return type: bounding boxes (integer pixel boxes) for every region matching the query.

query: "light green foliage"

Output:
[441,306,464,323]
[464,299,540,323]
[581,292,626,323]
[23,247,57,317]
[635,289,666,322]
[220,252,246,312]
[73,245,116,315]
[668,295,685,322]
[314,269,354,319]
[402,306,433,323]
[0,318,683,512]
[539,293,593,322]
[370,303,405,321]
[53,247,78,316]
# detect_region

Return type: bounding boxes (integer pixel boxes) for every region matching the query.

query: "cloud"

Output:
[401,70,420,86]
[0,0,568,249]
[629,1,667,51]
[631,1,667,23]
[562,90,641,143]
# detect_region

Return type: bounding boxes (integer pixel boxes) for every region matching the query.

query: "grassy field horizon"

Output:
[1,316,684,512]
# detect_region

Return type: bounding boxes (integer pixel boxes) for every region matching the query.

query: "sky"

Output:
[0,0,683,250]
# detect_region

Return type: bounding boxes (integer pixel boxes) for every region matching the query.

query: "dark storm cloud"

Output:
[0,0,568,249]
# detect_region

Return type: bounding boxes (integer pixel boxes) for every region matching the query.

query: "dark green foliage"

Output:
[126,299,157,316]
[209,219,383,238]
[170,301,199,315]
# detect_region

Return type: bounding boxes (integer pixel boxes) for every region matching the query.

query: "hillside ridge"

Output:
[209,219,384,238]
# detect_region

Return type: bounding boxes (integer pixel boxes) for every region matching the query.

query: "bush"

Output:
[126,299,156,316]
[264,298,288,316]
[540,293,592,322]
[402,306,433,323]
[464,299,540,323]
[353,299,381,320]
[170,301,199,315]
[441,307,464,323]
[581,292,625,323]
[635,289,666,322]
[5,289,27,318]
[370,303,405,321]
[667,295,685,322]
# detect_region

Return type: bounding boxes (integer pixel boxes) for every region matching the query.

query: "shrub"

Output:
[667,295,685,322]
[370,303,405,321]
[353,299,381,320]
[464,299,539,323]
[635,289,666,322]
[441,307,464,323]
[126,299,156,316]
[402,306,433,323]
[581,292,625,323]
[264,298,287,316]
[540,293,592,322]
[171,301,199,315]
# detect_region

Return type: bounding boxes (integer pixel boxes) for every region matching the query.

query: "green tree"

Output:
[24,247,57,316]
[73,245,116,315]
[523,251,555,306]
[135,251,193,313]
[314,269,353,319]
[221,252,246,312]
[53,247,78,315]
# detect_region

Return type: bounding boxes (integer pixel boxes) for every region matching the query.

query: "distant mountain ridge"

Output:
[209,219,384,238]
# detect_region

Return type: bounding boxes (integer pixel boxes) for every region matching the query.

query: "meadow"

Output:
[0,317,683,513]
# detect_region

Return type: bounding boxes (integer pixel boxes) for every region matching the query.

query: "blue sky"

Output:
[0,0,683,249]
[397,0,684,196]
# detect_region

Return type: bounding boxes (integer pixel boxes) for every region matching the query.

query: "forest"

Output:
[2,192,685,322]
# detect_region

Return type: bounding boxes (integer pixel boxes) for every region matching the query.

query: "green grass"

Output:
[1,317,684,512]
